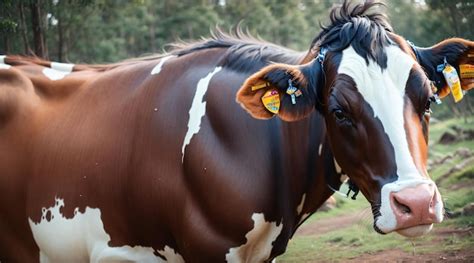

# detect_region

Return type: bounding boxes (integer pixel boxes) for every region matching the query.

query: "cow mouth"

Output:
[395,224,433,237]
[373,221,386,235]
[372,204,385,234]
[373,217,434,237]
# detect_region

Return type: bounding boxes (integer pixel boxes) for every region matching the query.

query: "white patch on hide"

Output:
[181,66,222,162]
[298,213,310,225]
[318,144,323,156]
[28,197,183,262]
[333,158,342,174]
[225,213,282,263]
[43,62,74,81]
[151,55,176,75]
[296,194,306,215]
[157,246,185,263]
[0,55,11,69]
[340,174,349,183]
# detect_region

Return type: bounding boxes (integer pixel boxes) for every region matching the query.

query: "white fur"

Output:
[43,62,74,80]
[334,158,342,174]
[225,213,282,263]
[0,55,11,69]
[181,67,222,162]
[29,197,183,262]
[340,174,349,183]
[318,144,323,156]
[151,55,176,75]
[156,246,185,263]
[298,213,311,225]
[296,194,306,215]
[338,45,443,233]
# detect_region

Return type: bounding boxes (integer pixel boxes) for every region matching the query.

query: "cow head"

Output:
[236,0,473,237]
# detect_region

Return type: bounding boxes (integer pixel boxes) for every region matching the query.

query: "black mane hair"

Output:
[169,28,303,73]
[312,0,393,68]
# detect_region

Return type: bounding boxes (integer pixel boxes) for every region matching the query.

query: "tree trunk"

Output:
[447,4,461,36]
[3,37,10,53]
[57,3,64,61]
[148,5,156,53]
[30,0,45,58]
[19,2,31,55]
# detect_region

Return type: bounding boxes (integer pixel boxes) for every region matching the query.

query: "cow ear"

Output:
[236,60,322,122]
[414,38,474,98]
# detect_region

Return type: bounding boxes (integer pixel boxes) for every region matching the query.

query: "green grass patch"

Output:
[279,221,436,262]
[441,163,474,188]
[442,188,474,212]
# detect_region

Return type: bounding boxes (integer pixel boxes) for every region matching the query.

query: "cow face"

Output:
[236,39,473,237]
[322,44,440,237]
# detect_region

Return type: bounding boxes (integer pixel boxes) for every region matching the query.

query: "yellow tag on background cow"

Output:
[460,64,474,79]
[261,89,280,114]
[442,64,463,103]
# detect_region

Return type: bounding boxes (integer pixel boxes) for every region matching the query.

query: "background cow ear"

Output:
[236,61,321,122]
[415,38,474,98]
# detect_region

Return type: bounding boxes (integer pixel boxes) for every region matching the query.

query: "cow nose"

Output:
[390,183,439,228]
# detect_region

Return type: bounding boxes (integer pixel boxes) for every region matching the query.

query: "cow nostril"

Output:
[393,196,411,214]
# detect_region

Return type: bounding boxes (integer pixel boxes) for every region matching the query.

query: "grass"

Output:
[279,116,474,262]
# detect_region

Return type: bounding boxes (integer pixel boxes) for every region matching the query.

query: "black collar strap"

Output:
[407,40,421,63]
[407,40,443,104]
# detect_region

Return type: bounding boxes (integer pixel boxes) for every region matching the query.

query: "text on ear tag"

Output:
[251,82,269,91]
[460,64,474,79]
[261,89,280,114]
[442,64,463,103]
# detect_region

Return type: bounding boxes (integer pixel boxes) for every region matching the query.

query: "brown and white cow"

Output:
[0,0,473,262]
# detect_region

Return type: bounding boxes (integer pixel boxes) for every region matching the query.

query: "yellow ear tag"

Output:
[251,82,269,91]
[442,64,463,103]
[460,64,474,79]
[261,89,280,114]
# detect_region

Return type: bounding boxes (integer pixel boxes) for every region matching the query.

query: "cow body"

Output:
[2,0,473,261]
[1,47,339,262]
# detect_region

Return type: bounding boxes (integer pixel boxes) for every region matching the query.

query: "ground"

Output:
[282,207,474,262]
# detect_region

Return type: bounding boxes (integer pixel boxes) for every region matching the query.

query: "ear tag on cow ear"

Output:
[261,89,280,114]
[437,58,463,103]
[286,79,300,105]
[442,64,463,103]
[252,82,270,91]
[294,89,302,97]
[460,64,474,79]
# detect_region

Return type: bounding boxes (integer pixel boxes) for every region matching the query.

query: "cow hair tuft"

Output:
[169,27,303,73]
[312,0,393,68]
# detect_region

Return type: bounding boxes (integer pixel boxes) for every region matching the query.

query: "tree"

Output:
[0,0,18,53]
[30,0,46,58]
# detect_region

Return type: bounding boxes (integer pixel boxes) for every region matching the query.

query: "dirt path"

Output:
[292,209,474,262]
[296,208,372,236]
[345,248,474,263]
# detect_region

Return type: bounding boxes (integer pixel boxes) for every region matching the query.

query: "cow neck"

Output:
[276,114,339,228]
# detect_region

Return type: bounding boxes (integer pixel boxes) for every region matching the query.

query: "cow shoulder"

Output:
[0,66,37,127]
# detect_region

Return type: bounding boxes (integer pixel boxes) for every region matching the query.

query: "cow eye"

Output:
[333,109,351,124]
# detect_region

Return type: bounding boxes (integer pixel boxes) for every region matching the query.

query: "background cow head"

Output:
[237,0,473,237]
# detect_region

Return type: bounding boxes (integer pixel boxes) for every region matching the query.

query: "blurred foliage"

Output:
[0,0,472,117]
[1,0,472,62]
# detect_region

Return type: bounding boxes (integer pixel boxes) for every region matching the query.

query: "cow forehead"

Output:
[337,45,415,96]
[337,45,421,179]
